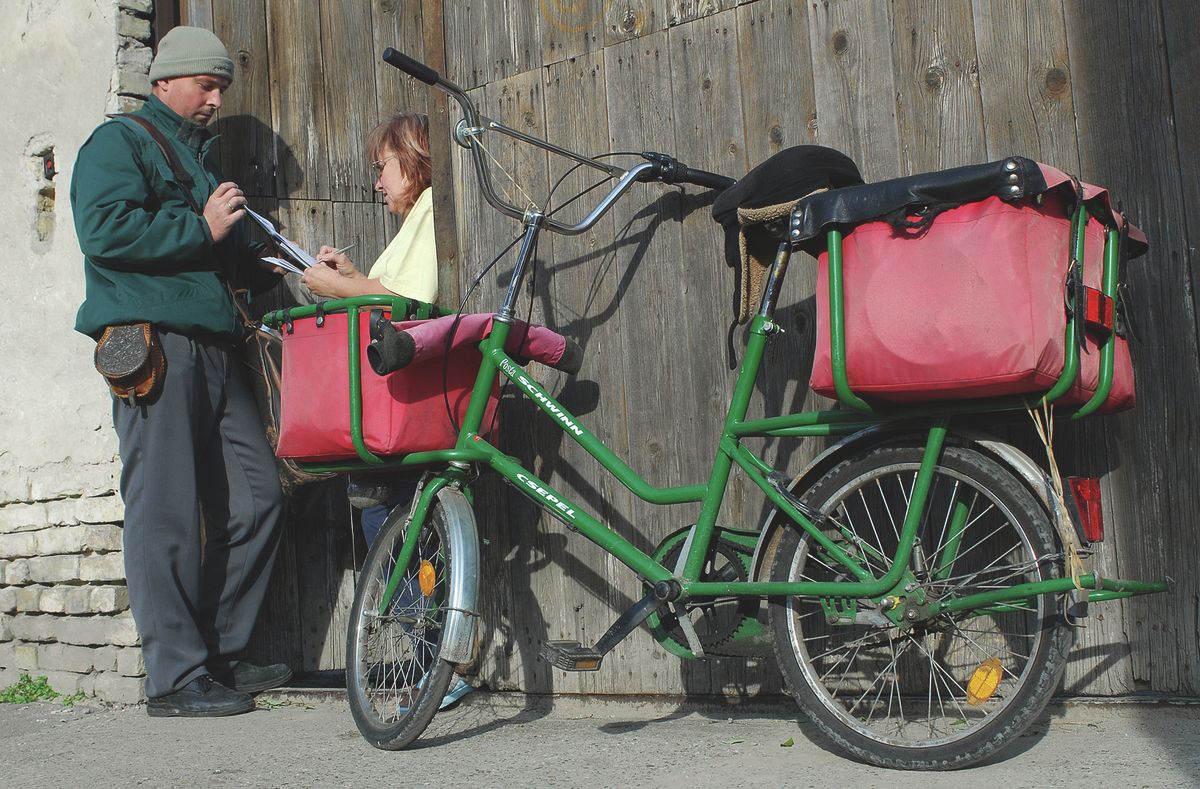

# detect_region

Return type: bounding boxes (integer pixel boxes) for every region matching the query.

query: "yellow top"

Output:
[368,186,438,303]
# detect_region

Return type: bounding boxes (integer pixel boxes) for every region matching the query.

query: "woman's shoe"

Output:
[439,677,474,710]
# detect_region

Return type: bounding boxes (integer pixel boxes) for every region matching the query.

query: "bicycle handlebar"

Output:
[381,48,734,235]
[638,152,736,191]
[382,47,440,86]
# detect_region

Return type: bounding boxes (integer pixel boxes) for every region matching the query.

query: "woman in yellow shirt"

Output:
[301,113,472,710]
[302,112,437,302]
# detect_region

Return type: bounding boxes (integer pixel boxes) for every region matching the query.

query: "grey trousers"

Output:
[112,331,284,698]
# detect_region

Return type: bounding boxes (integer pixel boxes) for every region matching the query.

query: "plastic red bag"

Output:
[276,311,498,462]
[810,192,1134,411]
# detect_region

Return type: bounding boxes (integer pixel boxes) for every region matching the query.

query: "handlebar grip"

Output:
[382,48,440,86]
[679,167,736,192]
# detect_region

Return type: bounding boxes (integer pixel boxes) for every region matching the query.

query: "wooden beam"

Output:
[421,0,462,308]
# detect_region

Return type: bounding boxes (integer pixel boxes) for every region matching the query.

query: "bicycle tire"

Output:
[769,445,1074,769]
[346,501,457,750]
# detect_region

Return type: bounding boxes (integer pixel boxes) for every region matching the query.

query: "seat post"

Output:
[757,241,793,320]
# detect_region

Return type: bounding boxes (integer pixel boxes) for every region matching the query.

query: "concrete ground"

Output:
[2,691,1197,788]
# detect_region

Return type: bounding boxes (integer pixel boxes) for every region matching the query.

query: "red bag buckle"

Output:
[1083,287,1115,334]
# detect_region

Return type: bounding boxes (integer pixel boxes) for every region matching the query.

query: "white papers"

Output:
[244,207,320,270]
[260,255,305,275]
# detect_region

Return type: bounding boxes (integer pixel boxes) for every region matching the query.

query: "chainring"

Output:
[651,538,762,655]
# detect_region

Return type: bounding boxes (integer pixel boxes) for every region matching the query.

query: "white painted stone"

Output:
[0,502,51,534]
[10,614,57,643]
[114,69,151,97]
[94,671,144,704]
[78,554,126,582]
[26,555,81,584]
[14,643,39,670]
[27,463,122,503]
[76,495,125,525]
[118,0,152,14]
[116,13,150,40]
[43,669,91,697]
[92,645,118,672]
[36,524,123,555]
[4,559,31,585]
[38,643,97,673]
[117,38,151,70]
[0,532,39,559]
[88,586,130,614]
[16,586,44,613]
[54,615,140,647]
[115,646,144,676]
[62,587,96,616]
[0,587,16,614]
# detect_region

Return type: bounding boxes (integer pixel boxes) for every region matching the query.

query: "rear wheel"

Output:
[769,445,1073,769]
[346,503,457,749]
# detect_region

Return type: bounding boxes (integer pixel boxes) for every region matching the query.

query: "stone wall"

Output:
[0,0,155,704]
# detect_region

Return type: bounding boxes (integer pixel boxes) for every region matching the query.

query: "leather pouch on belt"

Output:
[94,323,166,404]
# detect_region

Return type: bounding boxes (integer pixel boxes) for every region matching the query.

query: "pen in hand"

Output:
[318,241,357,267]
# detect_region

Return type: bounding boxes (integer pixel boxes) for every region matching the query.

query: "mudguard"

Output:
[749,425,1071,583]
[435,486,481,666]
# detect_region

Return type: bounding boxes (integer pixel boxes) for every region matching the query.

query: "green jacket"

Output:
[72,95,272,339]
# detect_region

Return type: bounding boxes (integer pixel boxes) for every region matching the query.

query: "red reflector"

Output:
[1068,476,1104,542]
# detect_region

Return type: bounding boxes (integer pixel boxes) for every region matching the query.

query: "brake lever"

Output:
[639,151,682,183]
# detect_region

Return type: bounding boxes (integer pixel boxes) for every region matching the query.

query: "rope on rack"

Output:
[1027,400,1087,591]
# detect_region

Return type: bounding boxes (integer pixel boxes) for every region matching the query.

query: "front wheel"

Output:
[769,445,1074,769]
[346,501,458,749]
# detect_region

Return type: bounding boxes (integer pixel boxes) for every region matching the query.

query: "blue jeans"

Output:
[359,482,418,548]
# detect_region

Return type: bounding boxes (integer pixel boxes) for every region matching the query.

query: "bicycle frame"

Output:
[268,58,1166,631]
[272,228,1163,621]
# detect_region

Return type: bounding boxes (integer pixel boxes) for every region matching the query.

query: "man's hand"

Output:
[204,182,247,243]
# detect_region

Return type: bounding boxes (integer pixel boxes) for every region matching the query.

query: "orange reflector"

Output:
[418,560,436,597]
[967,658,1003,705]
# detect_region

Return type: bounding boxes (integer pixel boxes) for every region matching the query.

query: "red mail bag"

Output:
[276,311,498,462]
[804,159,1143,411]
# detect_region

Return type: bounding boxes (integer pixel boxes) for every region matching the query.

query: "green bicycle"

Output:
[264,48,1168,769]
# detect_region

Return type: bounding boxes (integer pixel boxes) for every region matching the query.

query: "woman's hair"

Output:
[366,112,431,213]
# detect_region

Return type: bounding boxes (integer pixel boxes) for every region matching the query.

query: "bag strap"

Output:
[110,112,256,318]
[108,113,204,215]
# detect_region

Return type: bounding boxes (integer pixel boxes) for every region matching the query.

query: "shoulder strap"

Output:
[108,113,203,215]
[110,112,249,301]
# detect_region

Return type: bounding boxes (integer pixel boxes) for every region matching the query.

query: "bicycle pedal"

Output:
[539,640,604,672]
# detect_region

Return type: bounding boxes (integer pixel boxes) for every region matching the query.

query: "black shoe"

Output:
[214,662,293,694]
[146,676,254,718]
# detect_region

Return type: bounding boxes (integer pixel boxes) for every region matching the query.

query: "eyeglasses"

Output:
[371,154,398,175]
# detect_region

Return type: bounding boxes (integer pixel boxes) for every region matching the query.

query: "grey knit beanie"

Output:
[148,26,234,83]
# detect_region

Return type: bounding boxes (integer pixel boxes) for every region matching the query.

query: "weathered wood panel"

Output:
[541,0,606,64]
[973,0,1136,697]
[266,0,331,199]
[805,0,901,181]
[173,0,1200,697]
[603,30,706,694]
[971,0,1079,169]
[734,0,826,538]
[319,1,379,202]
[890,0,987,173]
[1064,0,1200,695]
[211,0,275,196]
[541,51,647,695]
[371,0,430,121]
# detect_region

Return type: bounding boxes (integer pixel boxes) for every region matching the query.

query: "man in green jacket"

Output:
[72,26,289,717]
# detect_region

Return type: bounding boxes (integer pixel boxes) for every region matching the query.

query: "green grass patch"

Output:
[0,673,84,705]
